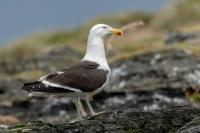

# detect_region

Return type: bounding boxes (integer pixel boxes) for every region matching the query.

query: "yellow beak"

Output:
[111,28,123,36]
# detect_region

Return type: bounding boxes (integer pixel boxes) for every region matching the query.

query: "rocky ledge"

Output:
[0,106,200,133]
[1,49,200,132]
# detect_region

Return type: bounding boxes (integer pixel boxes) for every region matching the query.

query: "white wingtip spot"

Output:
[57,72,64,75]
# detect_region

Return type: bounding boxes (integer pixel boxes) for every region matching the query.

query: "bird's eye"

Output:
[102,26,107,29]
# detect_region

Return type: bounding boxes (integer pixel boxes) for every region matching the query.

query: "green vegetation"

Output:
[13,70,46,80]
[188,93,200,103]
[1,0,200,77]
[152,0,200,30]
[0,12,152,62]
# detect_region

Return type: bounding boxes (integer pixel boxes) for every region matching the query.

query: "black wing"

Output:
[22,60,108,93]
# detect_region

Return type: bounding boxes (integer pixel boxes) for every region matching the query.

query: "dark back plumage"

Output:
[22,60,108,93]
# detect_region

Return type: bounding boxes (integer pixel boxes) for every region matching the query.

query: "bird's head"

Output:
[89,24,123,38]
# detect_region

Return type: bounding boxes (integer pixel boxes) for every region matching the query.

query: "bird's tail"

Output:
[22,81,71,93]
[22,81,44,92]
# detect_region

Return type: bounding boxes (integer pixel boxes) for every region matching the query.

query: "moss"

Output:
[188,93,200,102]
[7,121,55,133]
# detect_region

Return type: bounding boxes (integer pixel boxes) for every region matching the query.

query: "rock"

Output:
[164,31,198,45]
[0,79,25,100]
[177,117,200,133]
[0,49,199,124]
[20,46,81,73]
[108,49,200,92]
[0,46,81,74]
[1,106,200,133]
[1,49,200,126]
[0,88,188,124]
[96,90,188,111]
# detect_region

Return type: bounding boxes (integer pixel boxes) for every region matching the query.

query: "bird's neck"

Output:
[82,35,110,71]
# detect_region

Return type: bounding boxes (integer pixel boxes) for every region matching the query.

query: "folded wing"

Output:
[22,61,107,93]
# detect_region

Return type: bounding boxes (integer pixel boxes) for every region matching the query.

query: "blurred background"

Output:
[1,0,200,125]
[0,0,167,45]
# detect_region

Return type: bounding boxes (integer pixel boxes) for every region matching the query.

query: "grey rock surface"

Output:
[0,46,81,74]
[1,106,200,133]
[177,117,200,133]
[1,49,200,132]
[108,49,200,92]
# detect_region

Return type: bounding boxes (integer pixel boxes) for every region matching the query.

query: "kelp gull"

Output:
[22,24,123,120]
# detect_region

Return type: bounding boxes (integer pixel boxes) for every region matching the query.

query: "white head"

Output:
[83,24,123,71]
[89,24,123,39]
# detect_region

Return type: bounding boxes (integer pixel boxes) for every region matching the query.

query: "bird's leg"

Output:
[74,98,83,120]
[87,93,94,101]
[77,97,87,117]
[85,95,96,116]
